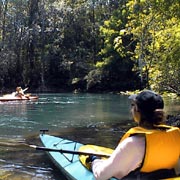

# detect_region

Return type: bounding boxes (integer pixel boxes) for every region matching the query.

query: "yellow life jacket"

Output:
[120,125,180,173]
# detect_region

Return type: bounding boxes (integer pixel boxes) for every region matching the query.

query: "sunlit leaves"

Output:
[98,0,180,92]
[122,0,180,92]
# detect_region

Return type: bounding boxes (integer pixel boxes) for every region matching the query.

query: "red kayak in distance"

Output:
[0,94,38,101]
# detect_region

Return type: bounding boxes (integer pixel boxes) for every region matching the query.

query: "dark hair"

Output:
[129,90,165,127]
[138,108,165,127]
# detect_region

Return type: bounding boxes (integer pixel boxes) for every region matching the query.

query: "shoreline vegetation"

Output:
[1,1,180,104]
[166,115,180,128]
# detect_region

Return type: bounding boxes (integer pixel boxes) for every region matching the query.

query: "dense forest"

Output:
[0,0,180,93]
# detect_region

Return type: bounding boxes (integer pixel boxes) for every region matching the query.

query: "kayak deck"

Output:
[40,134,116,180]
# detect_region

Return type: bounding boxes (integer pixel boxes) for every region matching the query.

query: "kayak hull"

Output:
[0,95,38,101]
[39,134,116,180]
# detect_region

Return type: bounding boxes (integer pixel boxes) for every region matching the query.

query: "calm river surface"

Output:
[0,93,179,180]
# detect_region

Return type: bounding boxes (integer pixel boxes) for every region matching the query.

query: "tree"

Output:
[92,0,141,91]
[2,0,180,93]
[120,0,180,92]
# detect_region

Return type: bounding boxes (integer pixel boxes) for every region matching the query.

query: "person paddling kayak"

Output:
[14,87,28,98]
[86,90,180,180]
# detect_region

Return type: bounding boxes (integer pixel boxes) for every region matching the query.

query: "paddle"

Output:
[21,87,33,99]
[22,88,29,99]
[30,145,111,158]
[22,87,29,93]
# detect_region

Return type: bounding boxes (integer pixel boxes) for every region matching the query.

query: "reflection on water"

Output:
[0,93,179,179]
[0,135,66,180]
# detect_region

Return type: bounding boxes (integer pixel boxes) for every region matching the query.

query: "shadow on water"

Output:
[0,121,133,180]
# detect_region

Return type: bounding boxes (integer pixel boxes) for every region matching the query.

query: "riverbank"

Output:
[166,114,180,127]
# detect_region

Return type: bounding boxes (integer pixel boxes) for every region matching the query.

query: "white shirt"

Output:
[92,136,145,180]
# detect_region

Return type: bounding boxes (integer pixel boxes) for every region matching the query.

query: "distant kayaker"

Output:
[86,90,180,179]
[14,87,28,98]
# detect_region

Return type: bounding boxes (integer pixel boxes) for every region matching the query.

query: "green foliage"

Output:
[1,0,180,93]
[95,1,141,91]
[121,0,180,93]
[153,20,180,93]
[92,0,180,93]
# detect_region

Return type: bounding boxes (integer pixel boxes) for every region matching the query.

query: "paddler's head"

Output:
[129,90,165,127]
[16,87,22,92]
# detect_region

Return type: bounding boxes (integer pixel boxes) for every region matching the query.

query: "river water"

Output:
[0,93,179,180]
